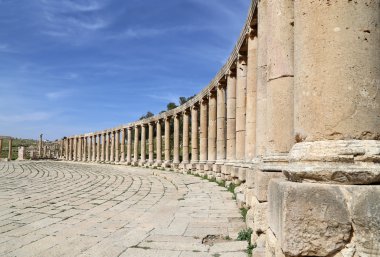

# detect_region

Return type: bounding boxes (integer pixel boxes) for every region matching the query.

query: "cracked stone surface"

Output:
[0,161,246,257]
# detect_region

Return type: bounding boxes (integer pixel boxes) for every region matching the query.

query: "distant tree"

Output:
[167,102,178,110]
[179,97,187,105]
[139,111,154,120]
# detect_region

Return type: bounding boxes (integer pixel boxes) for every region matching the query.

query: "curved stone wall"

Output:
[58,0,380,257]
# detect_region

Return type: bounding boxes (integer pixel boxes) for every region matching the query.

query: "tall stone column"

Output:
[39,134,43,158]
[173,114,180,165]
[105,133,110,162]
[120,128,126,162]
[140,125,146,164]
[95,134,100,162]
[78,137,82,161]
[164,117,171,166]
[133,126,139,163]
[208,91,217,168]
[199,98,208,165]
[8,138,12,160]
[226,70,237,163]
[101,133,106,162]
[156,120,162,165]
[148,123,154,165]
[127,127,132,164]
[68,138,73,161]
[256,0,268,157]
[191,105,199,164]
[245,33,258,162]
[73,137,78,161]
[115,130,120,162]
[182,110,190,165]
[110,131,115,162]
[92,134,97,162]
[266,0,294,157]
[88,136,92,162]
[65,139,69,160]
[236,54,247,163]
[216,83,227,164]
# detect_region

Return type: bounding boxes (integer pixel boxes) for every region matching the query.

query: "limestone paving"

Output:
[0,161,246,257]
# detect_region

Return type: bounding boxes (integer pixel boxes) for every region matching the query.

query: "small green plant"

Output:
[247,243,256,256]
[212,254,221,257]
[237,228,253,241]
[217,180,226,187]
[227,183,236,194]
[240,207,249,222]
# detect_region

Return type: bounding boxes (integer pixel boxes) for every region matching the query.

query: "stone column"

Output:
[78,137,82,161]
[110,131,115,162]
[105,133,110,162]
[83,137,87,161]
[148,123,154,165]
[120,128,126,162]
[87,136,92,162]
[256,0,268,157]
[226,70,237,162]
[115,130,120,162]
[173,114,180,165]
[245,33,258,162]
[216,83,227,164]
[127,127,132,164]
[92,134,97,162]
[73,137,78,161]
[68,138,73,161]
[191,105,199,164]
[8,138,12,160]
[208,91,217,168]
[39,134,43,158]
[182,110,190,165]
[199,98,208,165]
[133,126,139,163]
[156,120,162,165]
[0,139,2,159]
[266,0,294,157]
[236,55,247,163]
[95,134,100,162]
[164,117,171,166]
[101,132,106,162]
[65,139,69,160]
[140,125,146,164]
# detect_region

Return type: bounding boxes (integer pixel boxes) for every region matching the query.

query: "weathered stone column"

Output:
[156,120,162,165]
[191,105,199,165]
[8,138,12,160]
[133,126,139,164]
[92,134,97,162]
[256,0,268,157]
[266,0,294,157]
[65,139,69,160]
[164,117,171,166]
[216,82,227,168]
[226,70,237,163]
[207,91,217,170]
[87,136,91,162]
[73,137,78,161]
[148,123,154,165]
[199,98,208,168]
[39,134,43,158]
[120,128,126,162]
[245,33,258,162]
[68,138,73,161]
[127,127,132,164]
[105,133,110,162]
[115,130,120,162]
[82,137,87,161]
[140,125,146,164]
[236,54,247,163]
[78,137,82,161]
[101,132,106,162]
[95,134,100,162]
[173,114,180,166]
[110,131,115,162]
[182,110,190,165]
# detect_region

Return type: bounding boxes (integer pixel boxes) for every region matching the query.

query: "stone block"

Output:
[254,171,284,202]
[268,179,352,256]
[252,199,268,238]
[238,167,247,182]
[266,228,285,257]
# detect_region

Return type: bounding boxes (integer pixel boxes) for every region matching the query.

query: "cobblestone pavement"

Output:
[0,161,247,257]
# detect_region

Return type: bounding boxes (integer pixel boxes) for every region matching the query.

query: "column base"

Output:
[285,140,380,184]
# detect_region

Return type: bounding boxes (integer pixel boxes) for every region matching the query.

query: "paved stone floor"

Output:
[0,161,247,257]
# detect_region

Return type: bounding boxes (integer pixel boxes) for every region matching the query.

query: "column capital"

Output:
[217,82,227,89]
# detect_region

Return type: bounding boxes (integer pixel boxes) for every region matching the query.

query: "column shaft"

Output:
[164,118,171,164]
[216,84,226,162]
[236,56,247,162]
[148,123,154,164]
[110,132,115,162]
[226,71,237,162]
[73,137,77,161]
[105,133,110,162]
[101,133,106,162]
[115,130,120,162]
[133,126,139,163]
[191,106,199,163]
[78,137,82,161]
[92,135,97,162]
[156,121,162,164]
[182,111,190,164]
[208,92,217,163]
[120,129,126,162]
[173,115,180,164]
[127,128,132,163]
[141,125,146,163]
[200,99,208,163]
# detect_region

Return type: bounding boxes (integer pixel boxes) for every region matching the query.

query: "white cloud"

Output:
[0,112,53,123]
[45,90,72,100]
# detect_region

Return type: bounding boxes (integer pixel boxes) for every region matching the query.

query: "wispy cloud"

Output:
[0,112,53,123]
[45,90,72,100]
[0,43,16,53]
[147,93,180,103]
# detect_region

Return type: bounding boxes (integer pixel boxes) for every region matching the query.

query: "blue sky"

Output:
[0,0,250,141]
